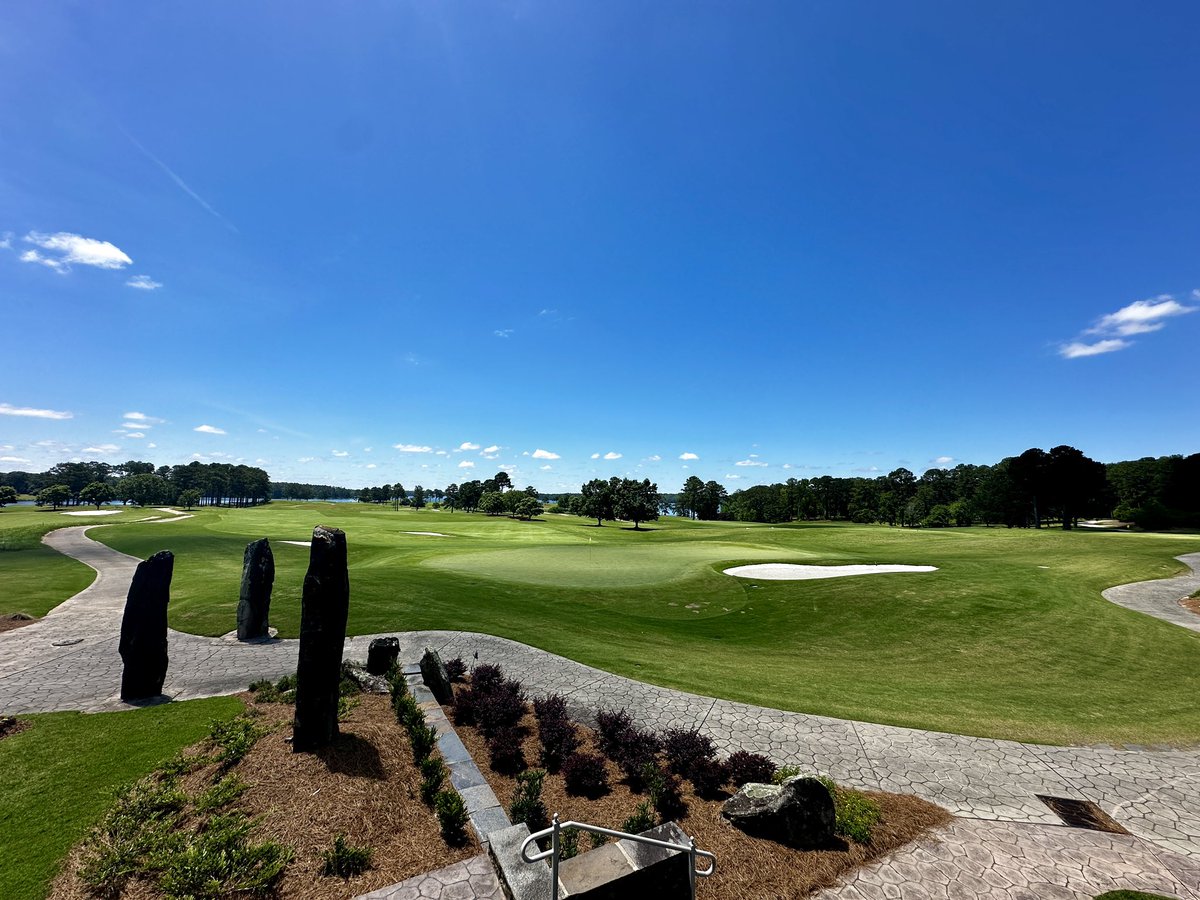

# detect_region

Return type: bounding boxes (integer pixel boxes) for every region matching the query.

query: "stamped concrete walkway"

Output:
[3,525,1199,898]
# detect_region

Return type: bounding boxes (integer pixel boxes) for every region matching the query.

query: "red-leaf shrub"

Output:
[561,751,610,798]
[725,750,777,788]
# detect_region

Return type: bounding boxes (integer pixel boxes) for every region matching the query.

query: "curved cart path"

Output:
[1103,551,1200,633]
[2,526,1199,898]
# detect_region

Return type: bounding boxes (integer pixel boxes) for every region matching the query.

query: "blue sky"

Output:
[1,1,1197,492]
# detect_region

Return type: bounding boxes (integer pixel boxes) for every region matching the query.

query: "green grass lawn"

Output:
[0,505,173,618]
[5,502,1200,746]
[0,696,242,900]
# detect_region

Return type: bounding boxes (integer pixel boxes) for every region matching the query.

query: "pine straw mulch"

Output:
[1181,596,1200,617]
[50,693,477,900]
[455,698,952,900]
[0,612,37,633]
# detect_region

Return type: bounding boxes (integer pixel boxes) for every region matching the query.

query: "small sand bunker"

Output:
[279,540,312,547]
[723,563,938,580]
[61,510,122,517]
[400,531,448,537]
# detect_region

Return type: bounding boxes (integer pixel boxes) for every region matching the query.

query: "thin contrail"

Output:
[122,129,239,233]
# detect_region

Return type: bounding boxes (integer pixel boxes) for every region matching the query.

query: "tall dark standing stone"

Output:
[420,647,453,704]
[236,538,275,641]
[119,550,174,700]
[293,526,350,752]
[367,637,400,675]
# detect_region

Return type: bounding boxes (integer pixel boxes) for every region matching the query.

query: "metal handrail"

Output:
[520,813,716,900]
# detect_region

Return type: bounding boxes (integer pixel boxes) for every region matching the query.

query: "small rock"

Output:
[720,776,835,848]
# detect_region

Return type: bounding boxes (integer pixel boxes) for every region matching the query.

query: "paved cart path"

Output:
[3,526,1199,898]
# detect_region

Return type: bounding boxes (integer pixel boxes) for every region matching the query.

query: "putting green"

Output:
[422,541,817,587]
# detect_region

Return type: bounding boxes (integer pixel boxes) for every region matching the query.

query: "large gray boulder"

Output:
[119,551,174,700]
[236,538,274,641]
[720,776,835,848]
[292,526,350,752]
[420,647,453,704]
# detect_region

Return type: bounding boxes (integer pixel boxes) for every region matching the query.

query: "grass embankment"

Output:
[8,502,1200,745]
[0,697,242,900]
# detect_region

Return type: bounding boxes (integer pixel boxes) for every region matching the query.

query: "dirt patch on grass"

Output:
[454,697,951,899]
[1180,596,1200,617]
[0,715,29,740]
[0,612,37,633]
[50,693,476,899]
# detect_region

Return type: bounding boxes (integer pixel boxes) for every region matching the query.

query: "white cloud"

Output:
[494,329,513,338]
[297,456,315,463]
[119,421,151,430]
[589,452,600,459]
[458,442,480,451]
[258,428,269,434]
[726,474,742,479]
[194,424,226,434]
[436,450,449,456]
[539,464,552,470]
[82,444,121,455]
[532,449,560,460]
[1059,339,1131,359]
[23,232,132,269]
[0,232,10,249]
[20,249,66,272]
[147,442,157,449]
[782,463,793,470]
[603,451,622,460]
[126,274,162,290]
[932,456,954,465]
[332,450,349,457]
[0,403,73,419]
[735,458,768,467]
[363,447,372,452]
[125,432,146,439]
[483,445,500,454]
[393,443,433,452]
[679,452,699,461]
[1089,296,1197,337]
[482,453,499,460]
[647,454,661,461]
[366,463,377,469]
[123,411,164,423]
[458,460,475,468]
[0,455,31,463]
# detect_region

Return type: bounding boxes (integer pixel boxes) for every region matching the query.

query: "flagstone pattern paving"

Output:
[3,525,1200,898]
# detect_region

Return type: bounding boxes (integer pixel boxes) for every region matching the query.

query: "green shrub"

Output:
[157,751,211,778]
[588,830,610,849]
[247,679,281,703]
[509,769,548,833]
[207,716,263,768]
[321,834,372,878]
[816,776,881,844]
[420,757,446,805]
[394,694,423,731]
[158,812,291,899]
[772,765,803,784]
[435,790,469,846]
[558,827,580,860]
[337,695,359,720]
[78,778,188,895]
[195,774,246,813]
[275,674,297,693]
[621,801,655,835]
[409,722,438,763]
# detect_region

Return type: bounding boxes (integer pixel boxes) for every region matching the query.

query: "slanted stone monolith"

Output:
[367,637,400,675]
[119,550,174,700]
[292,525,350,752]
[420,647,452,704]
[720,776,836,848]
[236,538,275,641]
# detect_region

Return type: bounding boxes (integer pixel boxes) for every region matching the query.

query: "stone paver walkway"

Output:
[4,525,1200,898]
[354,854,502,900]
[1102,551,1200,633]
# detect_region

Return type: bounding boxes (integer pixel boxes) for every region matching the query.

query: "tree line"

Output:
[553,477,662,529]
[1,460,271,509]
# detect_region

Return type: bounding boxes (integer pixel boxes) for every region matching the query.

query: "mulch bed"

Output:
[0,612,37,633]
[453,692,951,899]
[1180,596,1200,617]
[0,715,29,740]
[51,693,477,899]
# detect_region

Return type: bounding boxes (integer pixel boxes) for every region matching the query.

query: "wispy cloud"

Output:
[297,456,315,463]
[603,451,622,460]
[124,432,146,439]
[0,403,72,419]
[332,450,349,457]
[1060,339,1131,359]
[126,274,163,290]
[590,453,600,460]
[494,329,513,338]
[124,412,165,424]
[194,424,226,434]
[540,464,552,470]
[458,442,480,451]
[1061,293,1197,359]
[21,232,132,270]
[483,445,500,454]
[0,455,31,463]
[124,131,238,232]
[679,452,699,461]
[82,444,121,455]
[458,460,475,468]
[394,443,433,453]
[532,448,560,460]
[647,454,662,462]
[931,456,954,465]
[0,232,11,249]
[735,458,768,467]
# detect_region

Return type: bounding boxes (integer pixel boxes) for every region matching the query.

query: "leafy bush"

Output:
[613,728,663,790]
[452,687,477,726]
[588,830,610,849]
[688,756,728,798]
[420,757,447,805]
[832,786,882,844]
[509,769,549,833]
[79,778,188,894]
[772,765,803,784]
[594,708,634,758]
[473,680,527,736]
[157,752,211,778]
[558,827,580,861]
[561,752,610,798]
[394,694,424,732]
[275,674,297,693]
[435,790,469,846]
[409,722,438,764]
[247,679,281,703]
[644,764,687,822]
[195,774,246,813]
[538,715,580,772]
[445,657,467,682]
[621,801,655,835]
[661,728,716,779]
[158,812,291,899]
[470,663,504,691]
[533,693,569,723]
[206,716,262,768]
[487,726,527,774]
[389,672,410,710]
[321,834,372,878]
[725,750,777,788]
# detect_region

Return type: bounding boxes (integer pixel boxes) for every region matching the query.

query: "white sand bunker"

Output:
[724,563,938,580]
[61,509,122,517]
[400,531,448,537]
[279,540,311,547]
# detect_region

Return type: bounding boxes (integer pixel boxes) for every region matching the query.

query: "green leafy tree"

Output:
[118,473,170,507]
[37,484,71,510]
[80,481,115,509]
[614,478,660,530]
[479,492,506,516]
[678,476,704,519]
[412,485,426,509]
[178,488,202,510]
[515,497,542,520]
[579,478,616,526]
[0,485,18,507]
[443,483,459,512]
[494,471,512,492]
